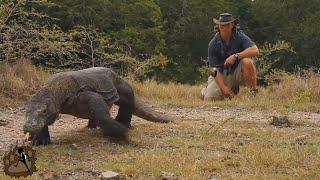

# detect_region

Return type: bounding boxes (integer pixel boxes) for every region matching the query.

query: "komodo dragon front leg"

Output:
[73,91,128,140]
[29,126,51,146]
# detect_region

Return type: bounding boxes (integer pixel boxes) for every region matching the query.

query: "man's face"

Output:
[218,23,234,34]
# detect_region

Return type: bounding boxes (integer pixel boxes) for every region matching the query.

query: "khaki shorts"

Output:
[201,61,243,100]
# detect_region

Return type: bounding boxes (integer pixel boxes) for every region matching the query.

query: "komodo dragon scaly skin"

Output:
[23,67,174,146]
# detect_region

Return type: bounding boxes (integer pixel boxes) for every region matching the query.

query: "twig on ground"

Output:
[202,117,235,138]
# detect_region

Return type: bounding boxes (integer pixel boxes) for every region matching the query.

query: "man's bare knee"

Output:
[240,58,257,89]
[241,58,255,68]
[241,58,256,74]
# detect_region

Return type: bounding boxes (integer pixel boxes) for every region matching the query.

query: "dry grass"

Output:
[129,71,320,112]
[0,60,48,107]
[130,79,208,106]
[0,61,319,112]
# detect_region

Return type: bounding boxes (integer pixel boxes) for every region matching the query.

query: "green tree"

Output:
[0,0,70,64]
[47,0,165,58]
[158,0,231,83]
[250,0,320,69]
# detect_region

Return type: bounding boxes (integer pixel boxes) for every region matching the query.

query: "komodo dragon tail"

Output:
[132,98,174,123]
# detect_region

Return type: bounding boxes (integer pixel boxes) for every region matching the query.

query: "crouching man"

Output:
[201,13,259,100]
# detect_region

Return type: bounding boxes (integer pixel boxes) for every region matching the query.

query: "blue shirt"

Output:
[208,30,255,70]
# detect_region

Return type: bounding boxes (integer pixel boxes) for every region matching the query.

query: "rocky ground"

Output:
[0,105,319,179]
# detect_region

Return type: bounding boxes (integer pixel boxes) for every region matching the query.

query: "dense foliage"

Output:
[0,0,319,83]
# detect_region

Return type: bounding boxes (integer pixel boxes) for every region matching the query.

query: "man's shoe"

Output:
[250,89,259,96]
[231,86,239,95]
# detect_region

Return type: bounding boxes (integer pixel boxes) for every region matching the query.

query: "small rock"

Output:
[52,174,60,179]
[0,119,9,126]
[70,143,78,150]
[101,171,120,180]
[295,135,309,146]
[85,170,100,176]
[270,116,291,127]
[208,177,218,180]
[159,171,178,180]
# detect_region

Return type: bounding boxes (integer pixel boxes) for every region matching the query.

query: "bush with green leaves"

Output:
[0,0,168,78]
[257,40,295,84]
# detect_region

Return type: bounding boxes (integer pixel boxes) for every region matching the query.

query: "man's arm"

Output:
[208,41,234,98]
[237,45,259,60]
[224,45,259,67]
[238,32,259,59]
[213,68,234,97]
[208,67,233,98]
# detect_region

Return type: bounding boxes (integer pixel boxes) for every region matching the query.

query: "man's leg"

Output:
[240,58,257,91]
[202,76,224,100]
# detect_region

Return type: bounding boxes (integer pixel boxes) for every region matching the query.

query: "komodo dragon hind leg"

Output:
[114,81,134,128]
[87,104,113,128]
[114,104,133,128]
[87,118,97,128]
[77,91,128,140]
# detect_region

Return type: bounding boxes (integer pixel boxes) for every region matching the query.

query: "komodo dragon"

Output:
[23,67,174,146]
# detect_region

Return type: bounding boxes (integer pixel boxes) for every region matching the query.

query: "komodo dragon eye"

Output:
[38,106,47,115]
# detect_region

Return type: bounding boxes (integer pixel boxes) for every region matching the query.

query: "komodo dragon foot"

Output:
[28,126,51,146]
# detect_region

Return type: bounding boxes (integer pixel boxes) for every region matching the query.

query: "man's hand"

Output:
[224,55,237,67]
[221,85,234,98]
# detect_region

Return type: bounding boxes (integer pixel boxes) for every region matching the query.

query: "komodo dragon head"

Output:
[23,90,58,133]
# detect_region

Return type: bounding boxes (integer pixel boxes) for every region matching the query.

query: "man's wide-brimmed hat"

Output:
[213,13,238,25]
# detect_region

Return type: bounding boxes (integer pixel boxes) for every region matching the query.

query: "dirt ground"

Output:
[0,105,319,179]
